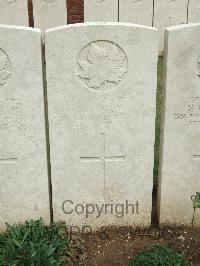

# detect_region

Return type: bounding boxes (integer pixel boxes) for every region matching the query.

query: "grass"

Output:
[153,56,164,184]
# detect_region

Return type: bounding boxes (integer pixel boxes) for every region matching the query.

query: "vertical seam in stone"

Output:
[156,30,170,228]
[152,0,155,27]
[187,0,190,23]
[118,0,119,22]
[41,34,54,223]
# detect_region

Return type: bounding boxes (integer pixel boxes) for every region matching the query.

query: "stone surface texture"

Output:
[0,0,28,26]
[119,0,153,26]
[84,0,118,22]
[45,23,158,228]
[154,0,188,55]
[188,0,200,23]
[0,25,49,228]
[158,23,200,227]
[33,0,67,30]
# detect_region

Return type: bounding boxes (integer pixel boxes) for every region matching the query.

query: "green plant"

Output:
[131,245,191,266]
[0,218,69,266]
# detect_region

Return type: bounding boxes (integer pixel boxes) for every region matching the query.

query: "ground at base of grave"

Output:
[69,226,200,265]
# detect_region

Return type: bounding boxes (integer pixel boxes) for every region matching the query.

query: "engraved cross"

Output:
[193,154,200,161]
[80,133,125,197]
[0,157,17,165]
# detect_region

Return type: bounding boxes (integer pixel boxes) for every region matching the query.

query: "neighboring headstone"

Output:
[45,23,158,228]
[119,0,153,26]
[84,0,118,22]
[158,23,200,227]
[0,25,49,228]
[32,0,67,30]
[188,0,200,23]
[0,0,28,26]
[154,0,188,55]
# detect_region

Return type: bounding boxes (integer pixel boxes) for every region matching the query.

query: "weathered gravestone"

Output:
[32,0,67,30]
[119,0,153,26]
[84,0,118,22]
[158,23,200,226]
[154,0,188,55]
[45,23,158,228]
[0,25,49,228]
[0,0,28,26]
[188,0,200,23]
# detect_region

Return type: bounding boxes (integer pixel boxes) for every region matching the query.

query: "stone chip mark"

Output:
[0,49,12,86]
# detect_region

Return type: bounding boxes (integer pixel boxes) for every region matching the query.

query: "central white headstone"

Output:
[84,0,118,22]
[0,0,28,26]
[0,25,49,228]
[154,0,188,55]
[119,0,153,26]
[45,23,158,228]
[32,0,67,30]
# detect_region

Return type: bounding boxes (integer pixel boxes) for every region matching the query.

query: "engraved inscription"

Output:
[0,49,11,86]
[168,16,174,26]
[77,40,128,92]
[173,97,200,125]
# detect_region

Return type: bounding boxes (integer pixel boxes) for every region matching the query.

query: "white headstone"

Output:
[154,0,188,55]
[158,23,200,226]
[45,23,158,228]
[0,25,49,228]
[0,0,28,26]
[32,0,67,30]
[84,0,118,22]
[188,0,200,23]
[119,0,153,26]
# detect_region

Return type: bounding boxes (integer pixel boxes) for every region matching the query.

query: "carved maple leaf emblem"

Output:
[78,42,127,90]
[0,55,11,85]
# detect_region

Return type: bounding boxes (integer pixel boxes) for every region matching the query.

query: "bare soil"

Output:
[69,226,200,266]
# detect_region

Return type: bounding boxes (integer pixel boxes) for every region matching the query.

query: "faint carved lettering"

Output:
[129,0,142,3]
[173,97,200,125]
[5,0,16,3]
[43,0,55,3]
[77,40,128,92]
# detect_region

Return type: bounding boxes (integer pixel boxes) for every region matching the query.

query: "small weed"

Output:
[131,245,191,266]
